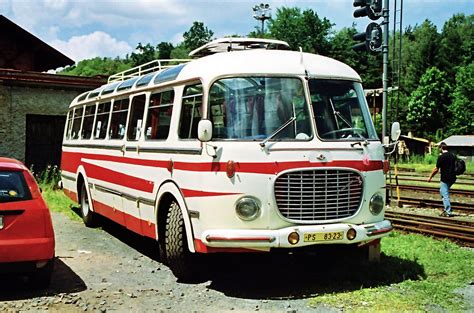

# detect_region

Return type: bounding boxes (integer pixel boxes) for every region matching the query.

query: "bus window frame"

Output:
[126,93,148,142]
[145,88,175,141]
[109,96,131,141]
[81,103,98,140]
[93,101,112,140]
[70,105,85,140]
[178,82,204,140]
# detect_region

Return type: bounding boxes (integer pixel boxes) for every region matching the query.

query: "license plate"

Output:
[303,231,344,242]
[0,216,3,230]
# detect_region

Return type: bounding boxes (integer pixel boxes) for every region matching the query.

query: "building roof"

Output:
[400,134,430,144]
[0,15,74,72]
[439,135,474,147]
[0,68,105,90]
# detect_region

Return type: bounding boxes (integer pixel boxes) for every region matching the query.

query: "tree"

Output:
[406,67,451,139]
[401,20,441,94]
[59,57,131,77]
[447,62,474,136]
[268,7,333,55]
[157,42,174,59]
[438,14,474,82]
[183,21,214,51]
[170,43,190,59]
[129,43,157,67]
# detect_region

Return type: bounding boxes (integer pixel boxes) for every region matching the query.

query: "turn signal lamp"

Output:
[347,228,357,240]
[288,232,300,245]
[226,160,235,178]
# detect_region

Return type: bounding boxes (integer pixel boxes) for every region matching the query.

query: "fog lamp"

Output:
[369,193,384,215]
[347,228,357,241]
[288,232,300,245]
[235,197,260,221]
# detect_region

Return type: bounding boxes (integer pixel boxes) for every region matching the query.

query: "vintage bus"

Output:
[61,38,397,280]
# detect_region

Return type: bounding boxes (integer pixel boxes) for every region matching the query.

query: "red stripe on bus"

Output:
[84,163,154,193]
[181,189,241,198]
[63,189,78,203]
[61,151,383,176]
[93,200,156,239]
[61,151,168,173]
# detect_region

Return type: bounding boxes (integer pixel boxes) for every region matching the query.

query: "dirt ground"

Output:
[0,211,341,312]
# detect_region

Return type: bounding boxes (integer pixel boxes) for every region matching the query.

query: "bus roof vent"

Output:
[189,37,291,58]
[108,59,191,83]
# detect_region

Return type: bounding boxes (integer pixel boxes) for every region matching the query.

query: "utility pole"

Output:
[253,3,271,35]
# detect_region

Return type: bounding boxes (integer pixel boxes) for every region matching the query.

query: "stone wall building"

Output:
[0,15,104,170]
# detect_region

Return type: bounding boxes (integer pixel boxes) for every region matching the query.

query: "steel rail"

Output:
[392,196,473,214]
[385,210,474,246]
[387,184,474,197]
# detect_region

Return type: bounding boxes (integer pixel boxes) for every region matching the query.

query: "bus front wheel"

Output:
[164,200,195,281]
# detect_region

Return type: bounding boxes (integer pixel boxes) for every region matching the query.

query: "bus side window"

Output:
[65,110,73,140]
[127,94,146,141]
[179,84,203,139]
[145,90,174,140]
[70,106,84,140]
[81,104,96,140]
[94,102,111,139]
[109,98,129,140]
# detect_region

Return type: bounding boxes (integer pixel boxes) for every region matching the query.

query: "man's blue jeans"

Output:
[440,182,452,214]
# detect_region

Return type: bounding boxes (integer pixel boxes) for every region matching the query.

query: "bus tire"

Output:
[80,182,99,227]
[165,200,195,281]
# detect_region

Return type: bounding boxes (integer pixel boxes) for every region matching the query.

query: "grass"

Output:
[40,185,81,222]
[395,162,474,175]
[309,232,474,312]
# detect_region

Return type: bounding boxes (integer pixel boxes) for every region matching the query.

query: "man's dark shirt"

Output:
[436,151,457,185]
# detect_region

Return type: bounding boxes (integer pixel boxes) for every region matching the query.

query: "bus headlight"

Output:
[235,197,261,221]
[369,193,384,215]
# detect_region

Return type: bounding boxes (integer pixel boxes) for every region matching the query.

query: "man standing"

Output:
[427,142,457,217]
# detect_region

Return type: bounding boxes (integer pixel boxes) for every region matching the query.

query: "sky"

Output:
[1,0,472,63]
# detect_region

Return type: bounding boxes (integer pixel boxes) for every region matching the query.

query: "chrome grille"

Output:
[274,169,363,221]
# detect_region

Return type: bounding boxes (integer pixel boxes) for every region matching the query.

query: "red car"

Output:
[0,158,55,288]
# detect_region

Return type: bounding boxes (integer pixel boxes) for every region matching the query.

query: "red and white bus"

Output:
[61,38,397,280]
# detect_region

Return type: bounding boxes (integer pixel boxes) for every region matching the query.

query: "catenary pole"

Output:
[382,0,389,144]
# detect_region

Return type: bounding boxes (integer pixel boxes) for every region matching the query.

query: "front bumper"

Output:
[201,219,392,249]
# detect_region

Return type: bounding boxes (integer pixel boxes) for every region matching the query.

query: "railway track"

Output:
[387,177,473,187]
[390,196,473,214]
[387,184,474,197]
[386,210,474,247]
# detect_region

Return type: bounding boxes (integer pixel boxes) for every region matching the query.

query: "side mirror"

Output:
[198,119,213,142]
[390,122,401,142]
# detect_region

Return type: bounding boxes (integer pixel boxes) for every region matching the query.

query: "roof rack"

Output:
[108,59,190,83]
[189,37,290,57]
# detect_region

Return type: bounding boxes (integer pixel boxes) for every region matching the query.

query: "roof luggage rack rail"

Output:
[108,59,191,83]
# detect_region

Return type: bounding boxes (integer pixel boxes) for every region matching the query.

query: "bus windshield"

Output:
[209,77,312,141]
[309,79,378,141]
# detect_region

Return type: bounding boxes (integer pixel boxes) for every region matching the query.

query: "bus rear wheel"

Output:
[164,200,195,281]
[80,183,99,227]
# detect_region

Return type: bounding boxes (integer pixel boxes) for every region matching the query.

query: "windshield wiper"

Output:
[334,110,352,128]
[259,117,296,147]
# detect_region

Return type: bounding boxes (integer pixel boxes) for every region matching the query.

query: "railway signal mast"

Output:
[352,0,389,144]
